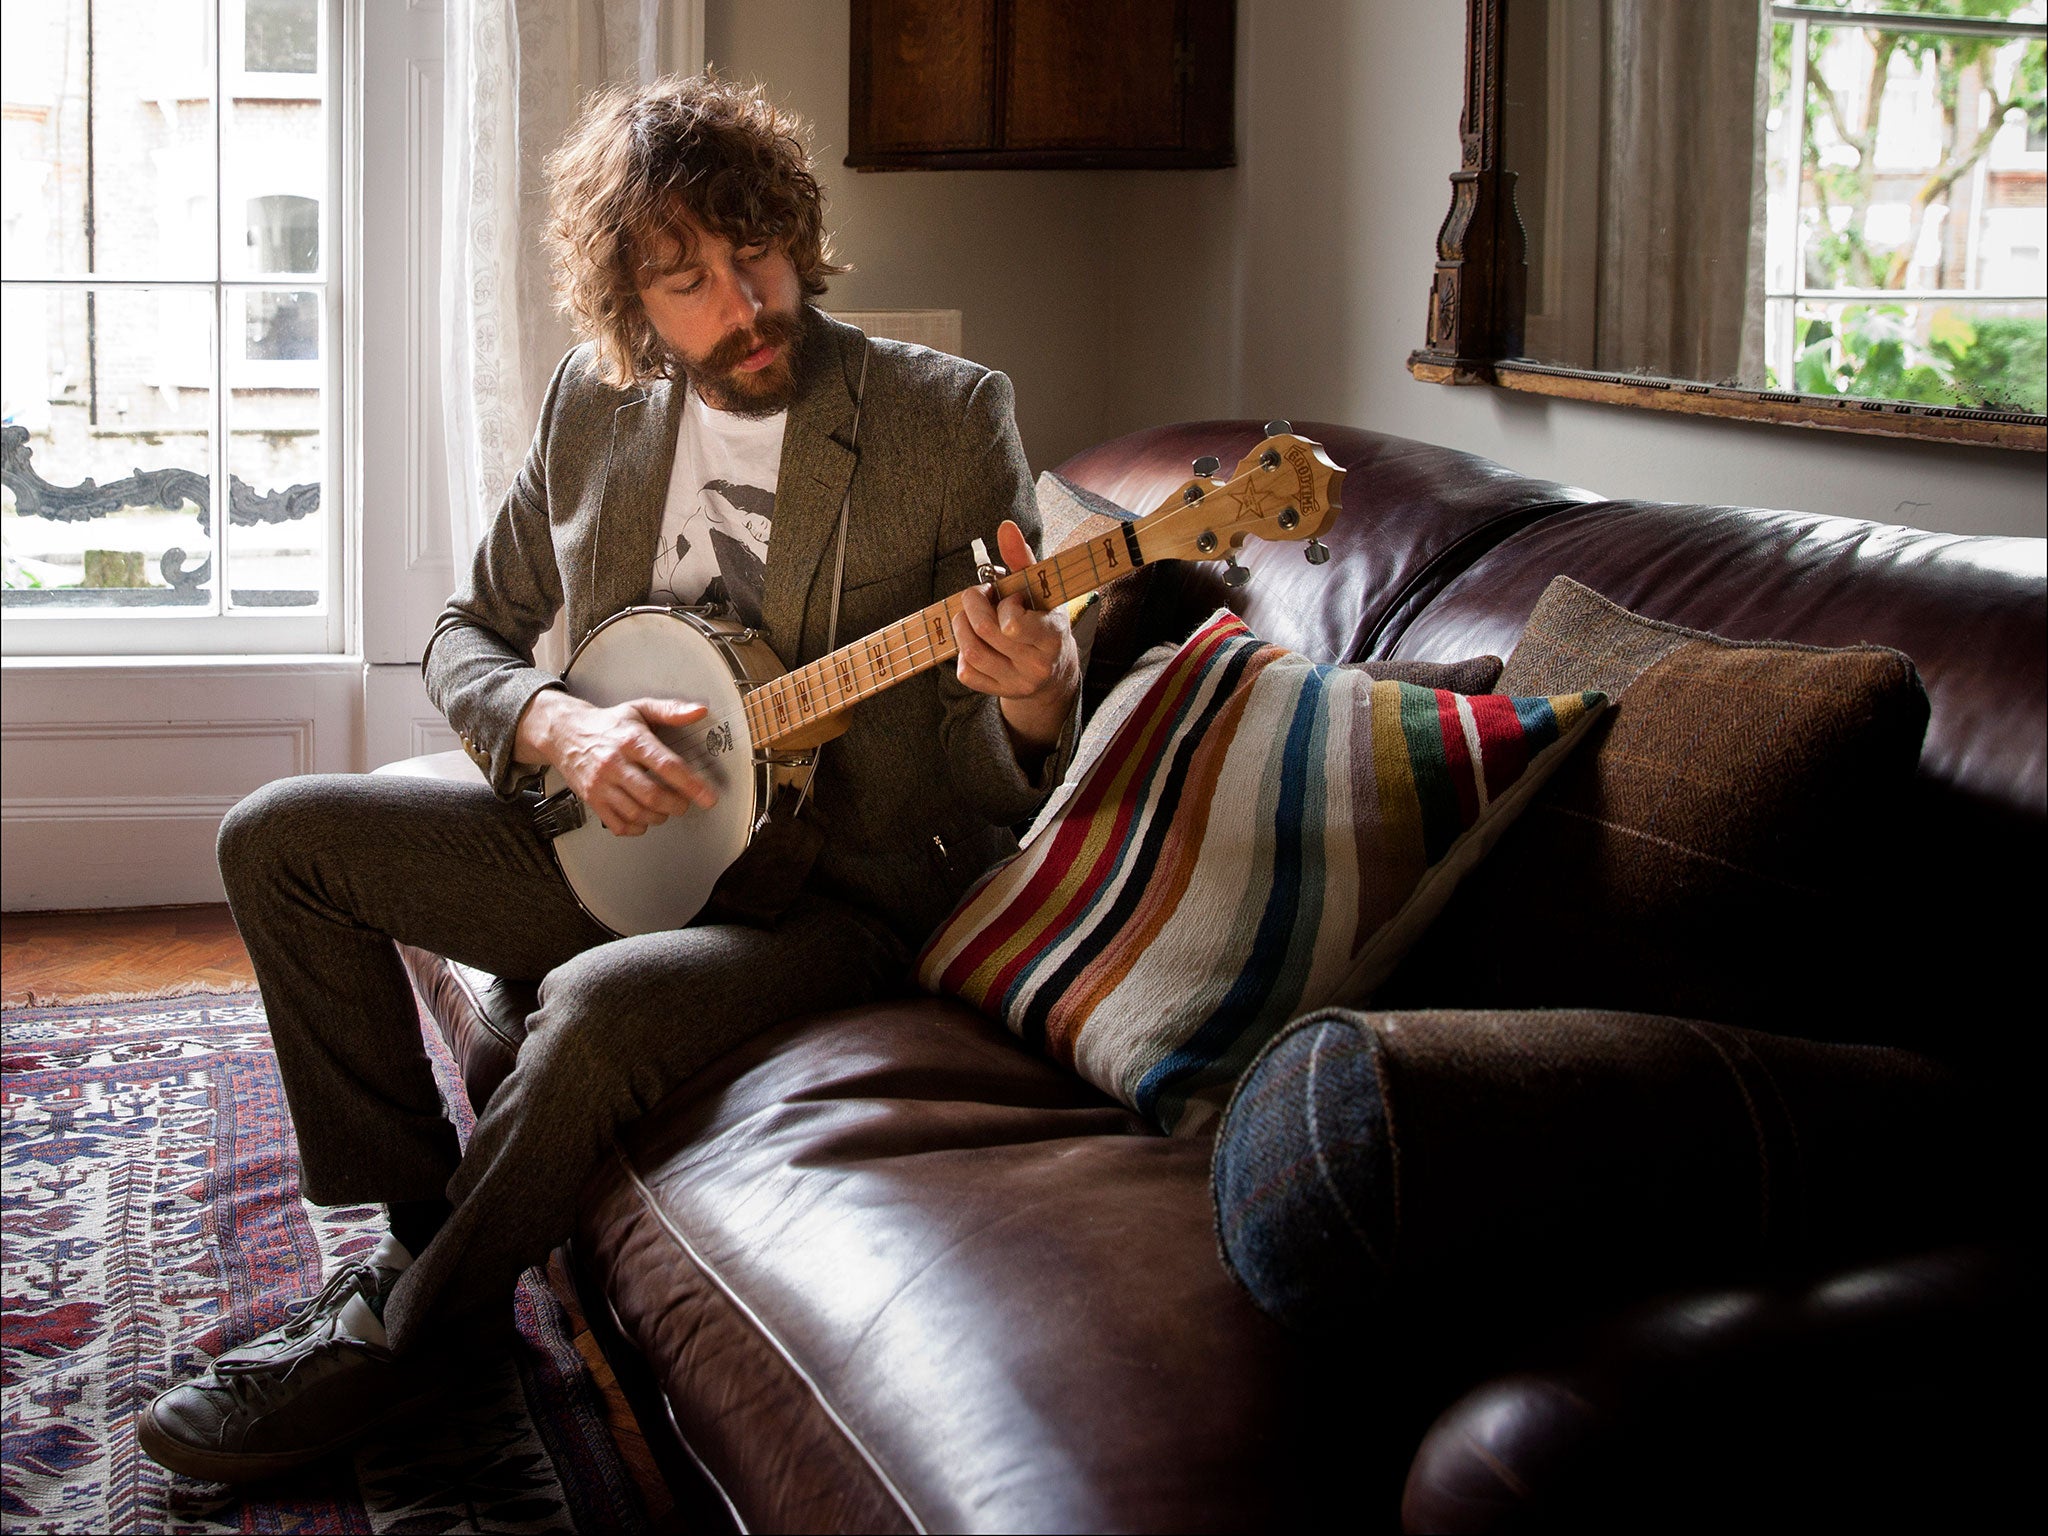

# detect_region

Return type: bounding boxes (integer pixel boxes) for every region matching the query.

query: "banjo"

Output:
[533,426,1345,935]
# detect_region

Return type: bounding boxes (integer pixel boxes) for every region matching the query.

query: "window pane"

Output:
[246,194,320,275]
[1792,1,2033,14]
[1783,20,2048,296]
[226,287,323,610]
[2,285,217,613]
[244,286,318,358]
[0,0,216,279]
[244,0,317,74]
[1768,296,2047,413]
[222,29,325,281]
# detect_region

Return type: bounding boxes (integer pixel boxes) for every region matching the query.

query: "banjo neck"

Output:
[744,525,1141,752]
[741,429,1346,753]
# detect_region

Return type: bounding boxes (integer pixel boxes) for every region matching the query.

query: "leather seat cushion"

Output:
[396,945,535,1113]
[573,996,1372,1534]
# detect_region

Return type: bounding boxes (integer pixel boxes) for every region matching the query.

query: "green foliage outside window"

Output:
[1792,306,2048,412]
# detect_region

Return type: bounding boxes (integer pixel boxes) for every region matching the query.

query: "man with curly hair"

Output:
[139,74,1080,1482]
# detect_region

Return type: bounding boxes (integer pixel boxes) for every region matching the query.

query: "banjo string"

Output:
[655,455,1279,758]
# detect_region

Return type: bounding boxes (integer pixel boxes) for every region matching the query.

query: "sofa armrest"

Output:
[370,748,488,785]
[1212,1008,2000,1335]
[1401,1243,2027,1532]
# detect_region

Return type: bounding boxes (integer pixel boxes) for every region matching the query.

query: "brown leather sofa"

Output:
[389,421,2041,1532]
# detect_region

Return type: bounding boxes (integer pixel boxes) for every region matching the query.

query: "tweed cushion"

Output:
[1211,1007,1981,1334]
[1377,577,1931,1033]
[1034,467,1138,555]
[1347,653,1502,693]
[917,609,1606,1134]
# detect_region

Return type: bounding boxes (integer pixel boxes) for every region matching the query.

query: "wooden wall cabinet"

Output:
[848,0,1235,170]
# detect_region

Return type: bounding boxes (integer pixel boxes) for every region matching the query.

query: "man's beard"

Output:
[680,307,805,416]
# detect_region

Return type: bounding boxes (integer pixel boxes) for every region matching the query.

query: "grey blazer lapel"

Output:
[760,309,863,665]
[585,378,683,644]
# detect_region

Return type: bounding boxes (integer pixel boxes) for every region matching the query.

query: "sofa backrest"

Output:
[1058,422,2046,1059]
[1058,420,2045,829]
[1053,421,1600,664]
[1389,498,2046,831]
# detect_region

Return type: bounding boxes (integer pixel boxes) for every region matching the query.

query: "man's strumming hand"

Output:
[515,689,717,837]
[951,518,1081,759]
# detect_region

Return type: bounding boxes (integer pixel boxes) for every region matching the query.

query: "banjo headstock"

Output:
[1129,430,1345,569]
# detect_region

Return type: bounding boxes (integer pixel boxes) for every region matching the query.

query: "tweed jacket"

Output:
[423,306,1077,944]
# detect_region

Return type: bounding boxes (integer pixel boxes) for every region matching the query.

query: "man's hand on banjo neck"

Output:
[952,517,1081,762]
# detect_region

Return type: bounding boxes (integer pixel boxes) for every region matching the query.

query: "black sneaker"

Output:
[136,1249,439,1483]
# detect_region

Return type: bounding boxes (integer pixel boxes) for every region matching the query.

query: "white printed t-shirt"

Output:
[650,388,787,628]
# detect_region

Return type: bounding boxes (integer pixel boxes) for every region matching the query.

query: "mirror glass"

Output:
[1502,0,2047,415]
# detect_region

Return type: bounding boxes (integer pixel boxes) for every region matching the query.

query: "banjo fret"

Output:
[747,549,1110,751]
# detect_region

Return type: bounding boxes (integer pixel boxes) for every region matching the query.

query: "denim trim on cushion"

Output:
[1211,1010,1397,1333]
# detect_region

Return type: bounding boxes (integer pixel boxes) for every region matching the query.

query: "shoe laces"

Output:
[282,1262,377,1325]
[213,1263,376,1379]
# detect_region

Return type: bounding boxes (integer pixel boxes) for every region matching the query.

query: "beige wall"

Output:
[710,0,2045,537]
[707,0,1131,475]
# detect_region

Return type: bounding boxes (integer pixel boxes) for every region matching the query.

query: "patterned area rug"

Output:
[1,991,650,1534]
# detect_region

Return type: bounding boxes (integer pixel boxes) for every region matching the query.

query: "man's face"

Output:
[637,221,804,415]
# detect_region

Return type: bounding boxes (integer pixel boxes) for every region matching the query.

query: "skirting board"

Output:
[2,660,361,911]
[3,813,233,910]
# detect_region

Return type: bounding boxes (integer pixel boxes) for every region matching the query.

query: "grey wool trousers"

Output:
[216,771,906,1353]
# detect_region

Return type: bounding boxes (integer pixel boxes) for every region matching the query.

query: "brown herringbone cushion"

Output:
[1377,577,1930,1037]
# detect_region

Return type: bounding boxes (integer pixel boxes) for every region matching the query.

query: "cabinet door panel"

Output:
[854,0,998,153]
[1003,0,1182,150]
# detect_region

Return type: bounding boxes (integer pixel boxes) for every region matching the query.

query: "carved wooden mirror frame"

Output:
[1408,0,2047,452]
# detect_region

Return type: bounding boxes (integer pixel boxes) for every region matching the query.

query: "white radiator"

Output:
[829,308,964,356]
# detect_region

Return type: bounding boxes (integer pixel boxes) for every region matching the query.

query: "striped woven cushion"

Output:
[917,610,1607,1135]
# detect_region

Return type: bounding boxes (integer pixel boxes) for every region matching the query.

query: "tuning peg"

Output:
[1304,538,1330,566]
[1222,556,1250,589]
[1264,418,1292,437]
[1191,455,1220,478]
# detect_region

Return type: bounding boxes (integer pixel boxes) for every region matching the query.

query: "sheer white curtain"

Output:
[440,0,681,668]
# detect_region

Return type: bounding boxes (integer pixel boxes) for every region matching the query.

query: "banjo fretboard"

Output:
[741,524,1142,750]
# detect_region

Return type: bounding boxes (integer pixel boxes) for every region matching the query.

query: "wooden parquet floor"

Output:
[0,902,684,1530]
[1,903,256,1006]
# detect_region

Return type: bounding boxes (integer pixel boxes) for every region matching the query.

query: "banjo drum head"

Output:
[545,610,760,936]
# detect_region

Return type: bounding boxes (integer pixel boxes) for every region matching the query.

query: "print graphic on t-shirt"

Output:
[651,476,774,627]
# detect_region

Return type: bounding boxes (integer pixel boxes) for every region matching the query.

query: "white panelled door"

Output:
[360,0,461,770]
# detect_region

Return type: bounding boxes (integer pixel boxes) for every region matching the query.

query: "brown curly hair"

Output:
[544,73,847,387]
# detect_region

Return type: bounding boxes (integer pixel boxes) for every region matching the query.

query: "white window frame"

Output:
[1,0,350,659]
[1765,3,2048,388]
